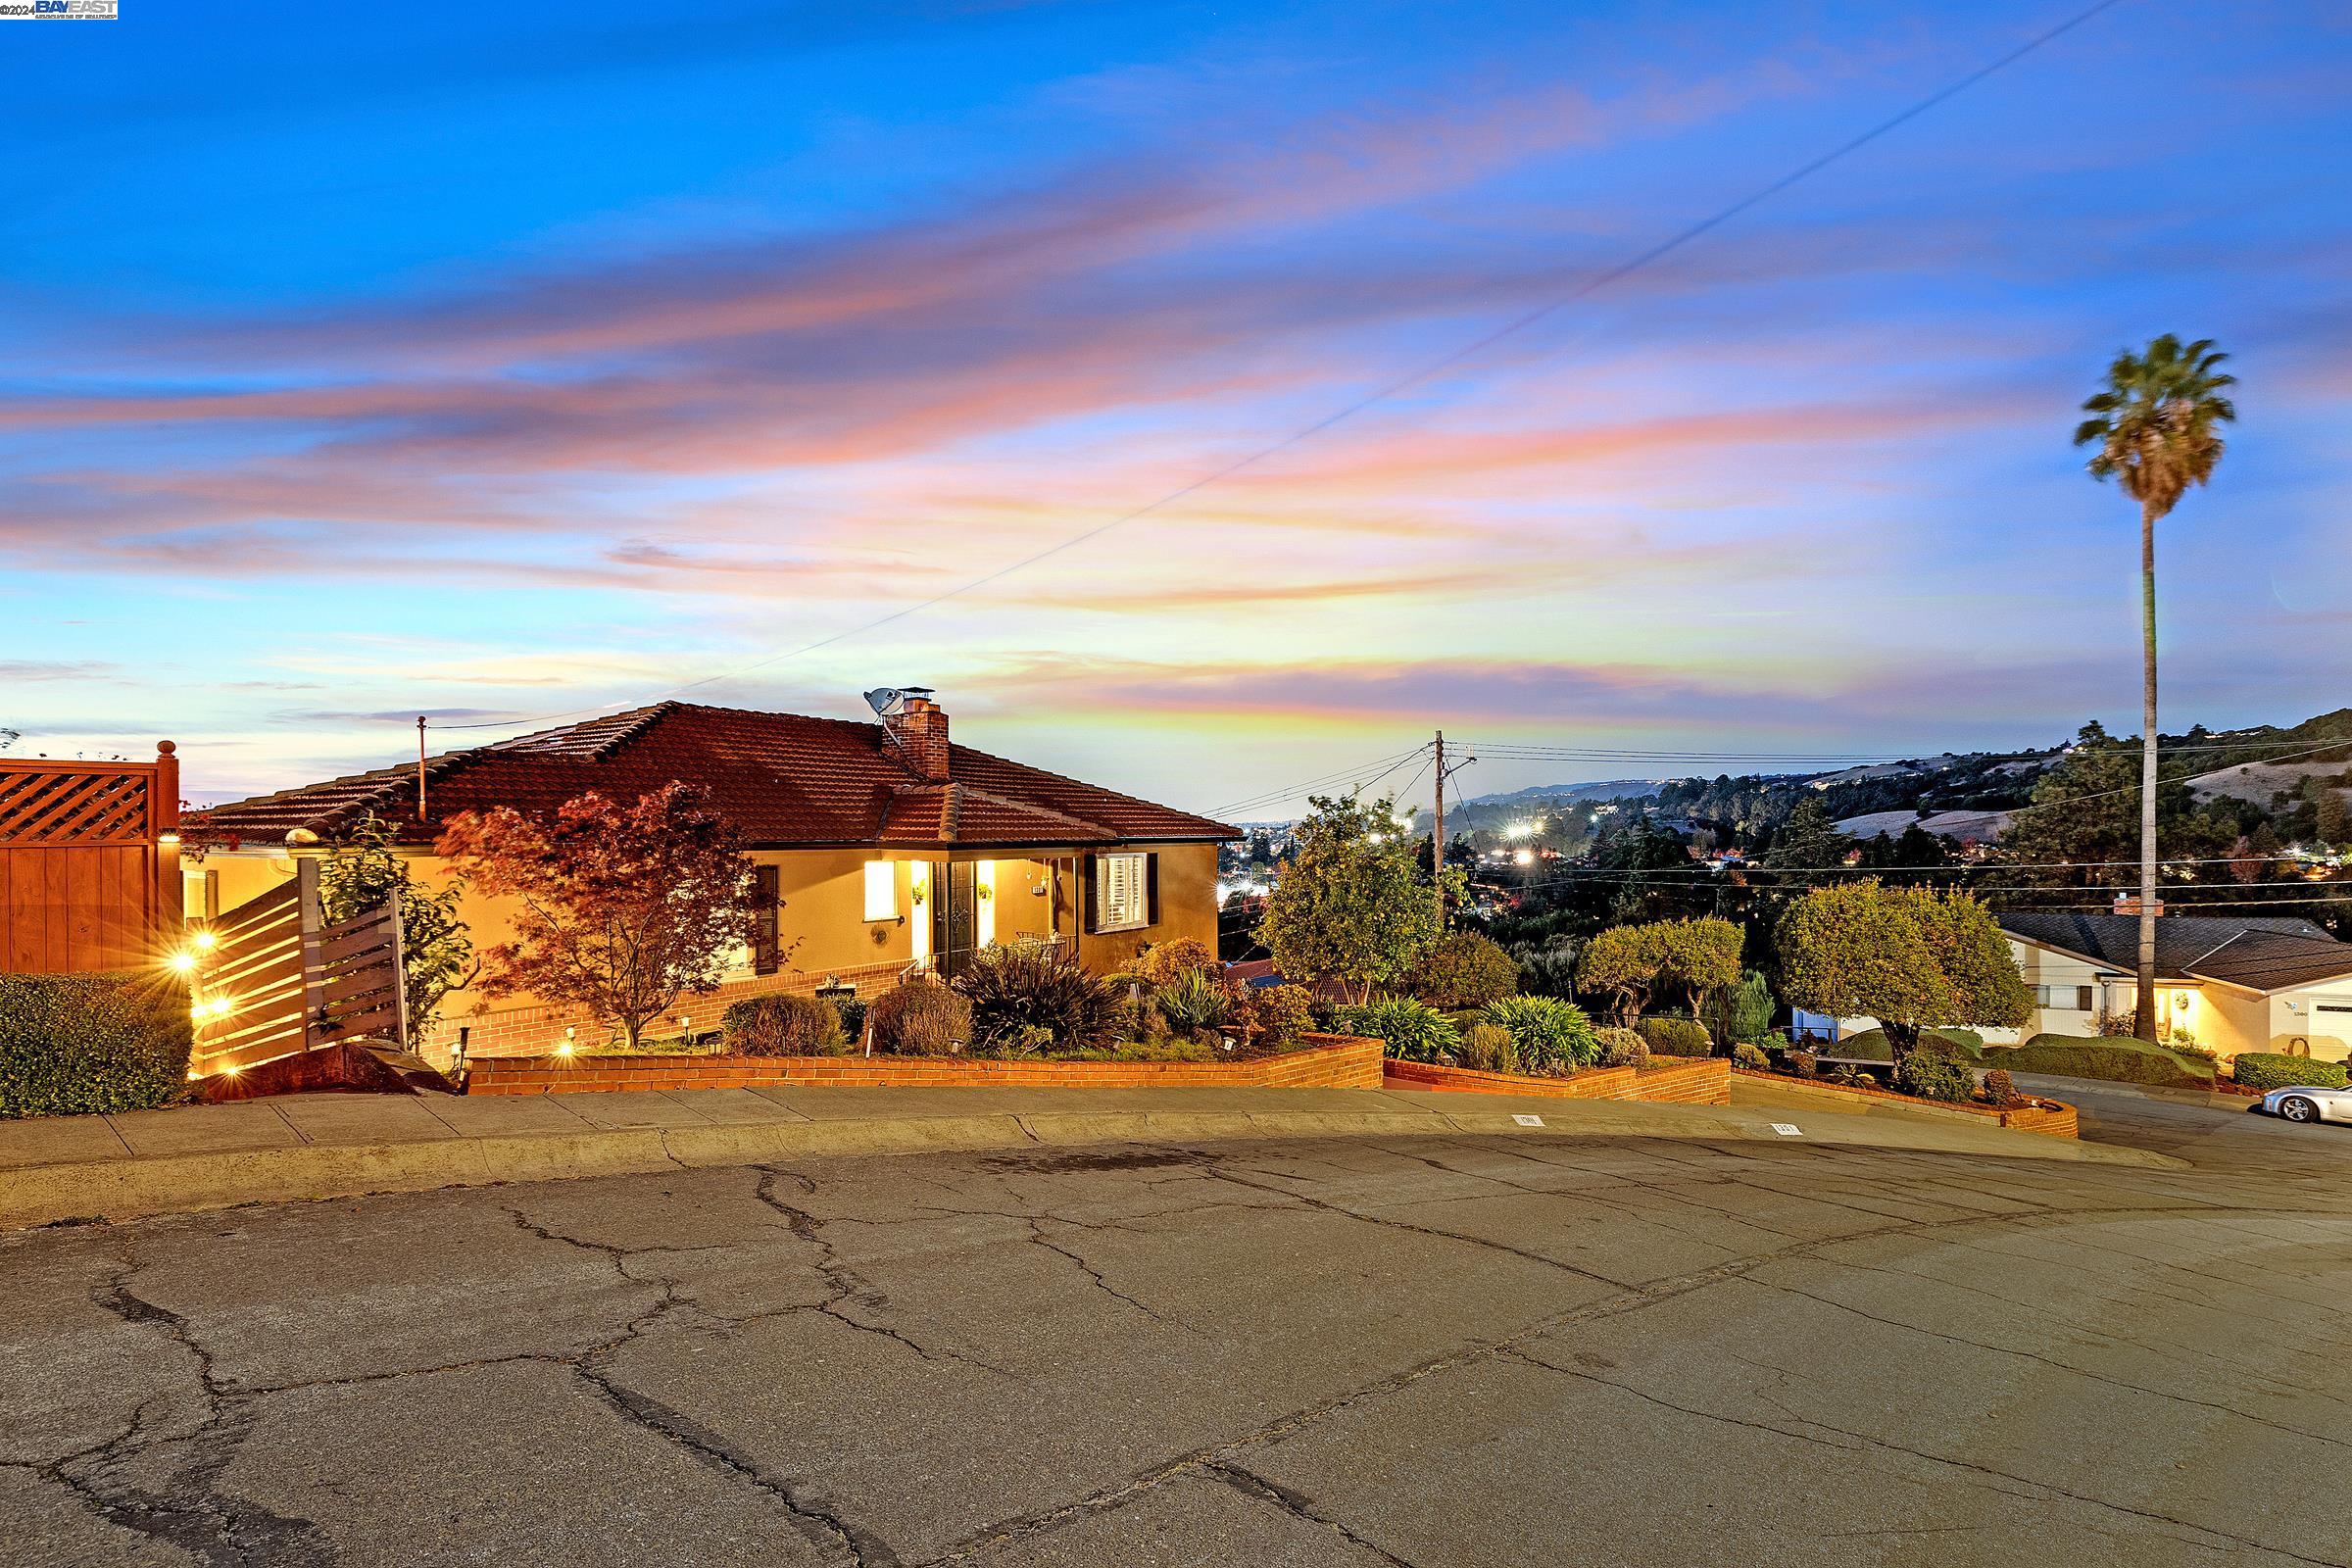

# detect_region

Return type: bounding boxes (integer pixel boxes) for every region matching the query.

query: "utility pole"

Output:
[416,716,428,821]
[1432,731,1446,926]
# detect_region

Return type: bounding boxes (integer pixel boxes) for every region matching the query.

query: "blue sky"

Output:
[1,1,2346,812]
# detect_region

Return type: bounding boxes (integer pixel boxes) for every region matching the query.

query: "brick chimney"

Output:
[884,689,951,781]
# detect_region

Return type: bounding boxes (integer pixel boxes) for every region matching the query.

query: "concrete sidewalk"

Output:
[0,1077,2178,1232]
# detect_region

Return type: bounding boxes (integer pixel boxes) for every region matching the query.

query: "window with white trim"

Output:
[862,860,898,921]
[1095,853,1149,932]
[2035,985,2094,1011]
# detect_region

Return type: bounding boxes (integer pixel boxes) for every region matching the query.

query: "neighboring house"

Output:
[1801,911,2352,1063]
[188,692,1236,1061]
[1995,912,2352,1063]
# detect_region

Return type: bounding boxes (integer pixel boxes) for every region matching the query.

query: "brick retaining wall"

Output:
[466,1034,1385,1096]
[1381,1056,1730,1106]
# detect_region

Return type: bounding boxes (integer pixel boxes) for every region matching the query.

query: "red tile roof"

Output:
[191,702,1238,852]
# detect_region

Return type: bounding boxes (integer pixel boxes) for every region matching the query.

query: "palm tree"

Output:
[2074,335,2235,1041]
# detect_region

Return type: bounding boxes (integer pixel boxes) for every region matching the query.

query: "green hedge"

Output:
[0,971,193,1119]
[2232,1053,2351,1093]
[1836,1027,1984,1062]
[1636,1016,1713,1056]
[1984,1035,2213,1090]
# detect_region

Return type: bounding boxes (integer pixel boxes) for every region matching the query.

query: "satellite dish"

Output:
[863,688,904,718]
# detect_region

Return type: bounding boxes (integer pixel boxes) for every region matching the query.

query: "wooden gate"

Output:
[0,745,181,974]
[190,859,409,1077]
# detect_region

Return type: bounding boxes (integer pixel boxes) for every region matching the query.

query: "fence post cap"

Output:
[156,740,176,756]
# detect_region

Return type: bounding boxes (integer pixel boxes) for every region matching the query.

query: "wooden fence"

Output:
[190,859,409,1078]
[0,745,181,974]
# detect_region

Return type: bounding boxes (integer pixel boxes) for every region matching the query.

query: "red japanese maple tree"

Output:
[438,783,756,1052]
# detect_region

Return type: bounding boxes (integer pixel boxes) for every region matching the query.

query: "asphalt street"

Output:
[3,1084,2347,1567]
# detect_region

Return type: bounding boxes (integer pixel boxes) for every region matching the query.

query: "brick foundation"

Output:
[424,959,912,1067]
[1382,1056,1731,1106]
[465,1033,1385,1096]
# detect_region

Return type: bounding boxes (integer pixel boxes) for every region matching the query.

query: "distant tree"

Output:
[1764,797,1853,874]
[1575,916,1742,1024]
[2076,333,2236,1040]
[318,812,474,1049]
[2001,722,2236,890]
[1258,793,1453,1004]
[2307,777,2348,850]
[1776,882,2030,1071]
[438,783,755,1051]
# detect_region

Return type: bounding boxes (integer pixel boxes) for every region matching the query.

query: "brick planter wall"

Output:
[1382,1056,1730,1106]
[1732,1070,2079,1139]
[465,1033,1385,1096]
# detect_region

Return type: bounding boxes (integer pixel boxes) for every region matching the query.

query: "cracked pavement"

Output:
[3,1083,2348,1566]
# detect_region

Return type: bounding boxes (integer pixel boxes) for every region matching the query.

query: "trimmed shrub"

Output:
[1456,1023,1522,1074]
[721,993,847,1056]
[832,995,868,1046]
[0,971,192,1119]
[1984,1035,2213,1090]
[1134,938,1219,986]
[1410,930,1520,1008]
[1982,1067,2019,1107]
[1481,995,1599,1072]
[870,976,973,1055]
[1895,1046,1976,1103]
[1731,1042,1771,1071]
[1636,1016,1713,1057]
[2233,1053,2351,1093]
[1336,997,1461,1063]
[955,945,1121,1053]
[1595,1027,1647,1069]
[1153,968,1231,1036]
[1836,1026,1984,1062]
[1787,1049,1818,1079]
[1245,984,1315,1053]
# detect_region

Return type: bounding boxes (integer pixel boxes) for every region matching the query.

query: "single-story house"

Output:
[187,691,1237,1061]
[1993,911,2352,1062]
[1798,910,2352,1063]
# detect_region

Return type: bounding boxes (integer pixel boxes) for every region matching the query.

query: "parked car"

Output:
[2251,1083,2352,1125]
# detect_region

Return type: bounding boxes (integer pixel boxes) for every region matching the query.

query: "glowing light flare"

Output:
[1512,849,1535,865]
[167,951,198,974]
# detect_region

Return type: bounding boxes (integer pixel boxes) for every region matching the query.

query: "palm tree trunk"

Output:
[2135,499,2160,1043]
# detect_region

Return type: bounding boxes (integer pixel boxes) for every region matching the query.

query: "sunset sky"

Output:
[3,1,2346,816]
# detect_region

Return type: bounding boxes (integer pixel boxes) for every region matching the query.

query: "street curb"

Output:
[0,1102,2180,1233]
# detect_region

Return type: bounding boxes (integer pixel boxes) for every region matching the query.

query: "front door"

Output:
[933,860,979,979]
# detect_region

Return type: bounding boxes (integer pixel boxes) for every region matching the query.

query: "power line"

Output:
[1208,744,1431,818]
[431,0,2126,740]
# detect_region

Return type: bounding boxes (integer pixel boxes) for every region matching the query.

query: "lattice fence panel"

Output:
[0,765,154,846]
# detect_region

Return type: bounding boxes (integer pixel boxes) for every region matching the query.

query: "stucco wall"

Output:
[1072,843,1219,972]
